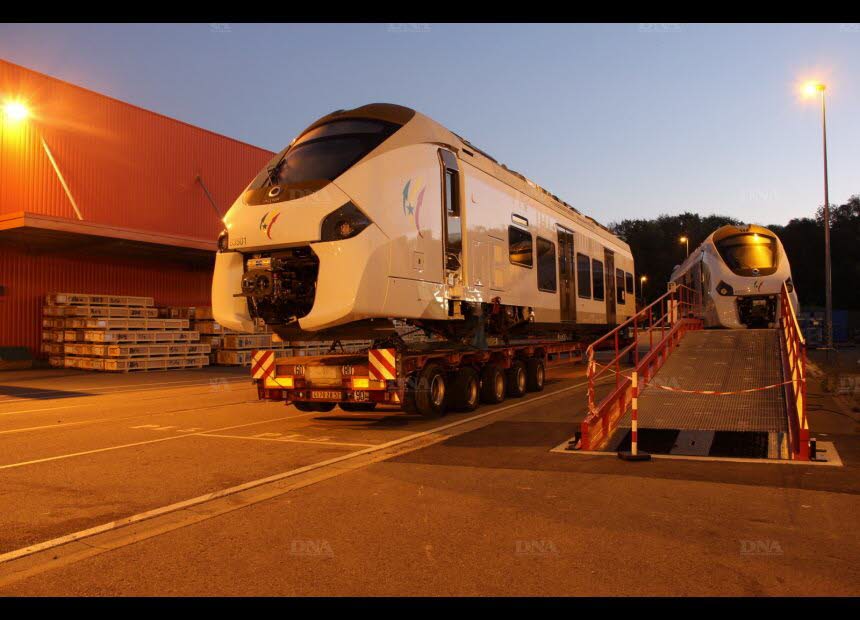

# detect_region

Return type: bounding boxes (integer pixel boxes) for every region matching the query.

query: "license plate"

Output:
[311,390,341,400]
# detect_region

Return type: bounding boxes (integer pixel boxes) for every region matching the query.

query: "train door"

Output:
[439,149,462,284]
[557,227,576,322]
[604,248,616,325]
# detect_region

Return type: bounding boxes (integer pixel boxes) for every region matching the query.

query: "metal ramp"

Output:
[574,282,810,461]
[610,329,790,459]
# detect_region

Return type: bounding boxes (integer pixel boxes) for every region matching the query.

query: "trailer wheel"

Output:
[480,364,506,404]
[406,363,448,417]
[526,358,545,392]
[506,360,527,398]
[450,367,480,412]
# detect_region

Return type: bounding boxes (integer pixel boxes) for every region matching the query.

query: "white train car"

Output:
[213,103,635,342]
[670,224,799,329]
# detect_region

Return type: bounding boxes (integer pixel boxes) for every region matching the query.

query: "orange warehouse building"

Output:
[0,60,273,358]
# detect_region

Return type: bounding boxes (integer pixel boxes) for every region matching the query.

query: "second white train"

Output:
[670,224,798,329]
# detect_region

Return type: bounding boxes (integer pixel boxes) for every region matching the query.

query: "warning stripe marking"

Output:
[368,349,397,381]
[251,350,276,380]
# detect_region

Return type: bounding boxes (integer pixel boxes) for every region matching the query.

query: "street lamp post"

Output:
[639,275,648,304]
[679,236,689,258]
[803,80,833,358]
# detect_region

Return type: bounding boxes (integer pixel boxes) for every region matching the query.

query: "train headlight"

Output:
[785,278,794,294]
[217,229,229,252]
[321,202,371,241]
[717,281,734,296]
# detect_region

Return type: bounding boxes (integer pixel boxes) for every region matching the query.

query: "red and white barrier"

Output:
[618,371,650,461]
[631,371,639,455]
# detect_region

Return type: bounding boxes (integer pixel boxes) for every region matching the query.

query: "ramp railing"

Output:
[779,283,809,460]
[579,284,703,451]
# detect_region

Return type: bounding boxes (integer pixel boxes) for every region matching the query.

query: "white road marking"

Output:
[0,378,593,565]
[0,400,261,436]
[0,377,250,407]
[0,386,252,417]
[0,415,316,471]
[549,439,845,467]
[200,433,377,448]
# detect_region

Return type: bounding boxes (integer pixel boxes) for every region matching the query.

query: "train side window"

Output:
[576,253,591,298]
[592,259,605,301]
[625,272,634,295]
[508,226,533,268]
[536,237,557,292]
[439,150,462,270]
[615,268,625,304]
[443,169,461,254]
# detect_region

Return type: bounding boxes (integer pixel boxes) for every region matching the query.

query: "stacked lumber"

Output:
[41,293,209,372]
[149,305,373,367]
[215,332,293,366]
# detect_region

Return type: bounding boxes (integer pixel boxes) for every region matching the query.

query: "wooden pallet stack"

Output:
[215,332,294,366]
[42,293,210,372]
[184,306,280,366]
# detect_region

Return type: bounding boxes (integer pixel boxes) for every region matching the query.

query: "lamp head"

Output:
[2,99,30,123]
[801,80,826,99]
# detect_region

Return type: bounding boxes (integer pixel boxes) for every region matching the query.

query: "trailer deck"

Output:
[253,338,586,417]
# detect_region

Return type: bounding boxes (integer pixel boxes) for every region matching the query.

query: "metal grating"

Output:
[620,329,788,432]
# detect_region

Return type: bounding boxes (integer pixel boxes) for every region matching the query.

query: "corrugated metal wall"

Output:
[0,60,273,239]
[0,246,214,356]
[0,60,276,357]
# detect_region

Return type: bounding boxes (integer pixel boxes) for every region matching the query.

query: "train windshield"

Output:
[715,233,778,275]
[259,119,399,188]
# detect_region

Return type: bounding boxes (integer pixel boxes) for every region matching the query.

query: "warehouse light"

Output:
[2,99,30,123]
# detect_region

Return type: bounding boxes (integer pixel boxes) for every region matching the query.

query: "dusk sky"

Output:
[0,22,857,227]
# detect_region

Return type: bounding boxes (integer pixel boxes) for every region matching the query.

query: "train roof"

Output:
[302,103,631,256]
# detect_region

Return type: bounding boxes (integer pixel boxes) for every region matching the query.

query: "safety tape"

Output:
[588,359,796,396]
[648,380,793,396]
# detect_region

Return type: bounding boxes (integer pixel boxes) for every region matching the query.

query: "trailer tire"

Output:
[480,364,506,404]
[506,360,527,398]
[406,363,448,418]
[450,367,480,412]
[526,358,546,392]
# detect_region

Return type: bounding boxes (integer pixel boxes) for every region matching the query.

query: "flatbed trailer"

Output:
[251,340,585,417]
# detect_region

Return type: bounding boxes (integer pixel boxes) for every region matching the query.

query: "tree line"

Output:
[610,195,860,311]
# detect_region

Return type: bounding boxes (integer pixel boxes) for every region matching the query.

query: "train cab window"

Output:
[258,119,399,188]
[592,259,605,301]
[536,237,557,292]
[616,268,625,304]
[715,233,778,276]
[576,253,591,298]
[625,272,634,295]
[508,226,533,268]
